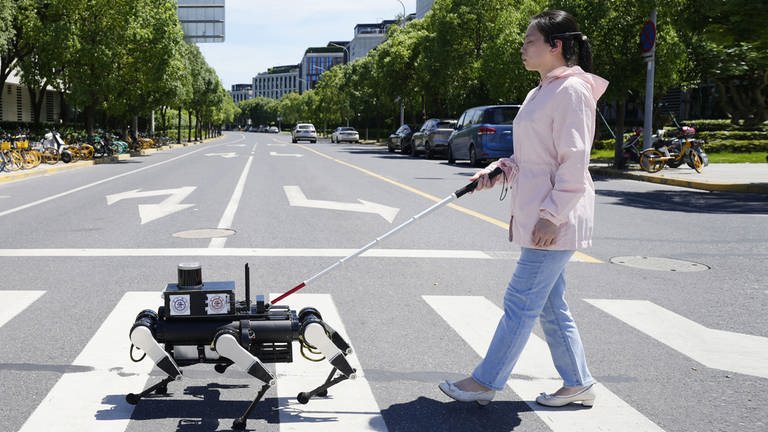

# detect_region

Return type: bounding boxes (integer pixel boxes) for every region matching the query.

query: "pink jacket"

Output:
[489,66,608,250]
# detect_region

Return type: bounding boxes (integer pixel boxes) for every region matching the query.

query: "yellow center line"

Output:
[297,144,603,264]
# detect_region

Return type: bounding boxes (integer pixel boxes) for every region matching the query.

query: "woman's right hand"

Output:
[470,157,518,192]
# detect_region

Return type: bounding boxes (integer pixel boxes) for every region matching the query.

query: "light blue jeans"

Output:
[472,247,595,391]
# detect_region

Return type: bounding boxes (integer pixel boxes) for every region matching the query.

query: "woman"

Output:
[438,10,608,407]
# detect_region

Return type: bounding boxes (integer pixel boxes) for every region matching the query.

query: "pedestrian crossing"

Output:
[2,290,766,432]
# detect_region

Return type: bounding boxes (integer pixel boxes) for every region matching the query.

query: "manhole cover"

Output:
[173,228,236,239]
[610,256,710,272]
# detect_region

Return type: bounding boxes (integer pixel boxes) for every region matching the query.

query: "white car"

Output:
[292,123,317,143]
[331,126,360,143]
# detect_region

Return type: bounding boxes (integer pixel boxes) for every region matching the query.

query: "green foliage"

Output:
[678,0,768,127]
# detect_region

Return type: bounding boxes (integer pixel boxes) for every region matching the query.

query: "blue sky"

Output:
[198,0,418,89]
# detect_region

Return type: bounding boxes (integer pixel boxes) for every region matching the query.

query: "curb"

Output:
[589,166,768,194]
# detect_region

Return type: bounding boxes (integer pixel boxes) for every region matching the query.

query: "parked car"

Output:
[267,126,279,133]
[291,123,317,143]
[411,118,458,159]
[447,105,520,167]
[387,124,415,153]
[331,126,360,143]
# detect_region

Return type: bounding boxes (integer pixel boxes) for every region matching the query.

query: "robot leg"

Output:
[302,321,356,379]
[213,329,275,385]
[130,321,182,379]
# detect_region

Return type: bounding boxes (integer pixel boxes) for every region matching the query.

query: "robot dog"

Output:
[126,263,355,430]
[125,167,503,429]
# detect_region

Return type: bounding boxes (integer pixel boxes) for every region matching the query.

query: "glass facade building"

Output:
[177,0,225,43]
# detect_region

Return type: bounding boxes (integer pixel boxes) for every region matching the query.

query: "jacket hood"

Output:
[543,65,609,101]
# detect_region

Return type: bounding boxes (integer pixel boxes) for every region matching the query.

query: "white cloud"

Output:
[197,0,417,88]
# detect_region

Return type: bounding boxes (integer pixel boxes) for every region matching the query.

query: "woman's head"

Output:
[523,10,593,73]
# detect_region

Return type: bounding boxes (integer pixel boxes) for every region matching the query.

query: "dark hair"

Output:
[530,10,593,72]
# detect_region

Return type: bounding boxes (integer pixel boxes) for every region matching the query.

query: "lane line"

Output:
[297,144,601,264]
[0,290,45,328]
[272,293,387,431]
[0,248,596,262]
[423,295,664,432]
[209,148,256,248]
[586,299,768,379]
[0,136,244,219]
[18,292,158,432]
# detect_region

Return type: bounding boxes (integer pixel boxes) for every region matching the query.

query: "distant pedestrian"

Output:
[438,9,608,407]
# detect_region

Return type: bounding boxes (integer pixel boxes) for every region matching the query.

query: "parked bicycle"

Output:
[621,128,666,173]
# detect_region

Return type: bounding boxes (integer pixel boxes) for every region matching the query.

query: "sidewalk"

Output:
[0,139,215,185]
[589,163,768,194]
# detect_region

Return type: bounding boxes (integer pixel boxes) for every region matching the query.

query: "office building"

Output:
[253,65,300,100]
[349,20,396,62]
[177,0,225,43]
[299,47,345,92]
[416,0,434,19]
[230,84,253,103]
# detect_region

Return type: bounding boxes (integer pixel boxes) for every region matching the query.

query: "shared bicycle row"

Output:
[0,128,173,173]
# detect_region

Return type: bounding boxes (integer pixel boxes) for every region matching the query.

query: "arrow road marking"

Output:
[283,185,399,223]
[0,291,45,328]
[204,152,238,158]
[424,295,664,432]
[106,187,196,224]
[586,299,768,379]
[270,151,303,157]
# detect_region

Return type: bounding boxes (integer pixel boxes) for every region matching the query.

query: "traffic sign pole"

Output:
[642,10,657,150]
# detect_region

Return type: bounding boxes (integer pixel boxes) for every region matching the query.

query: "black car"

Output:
[387,124,415,154]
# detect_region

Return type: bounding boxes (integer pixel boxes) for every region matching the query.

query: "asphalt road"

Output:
[1,131,766,432]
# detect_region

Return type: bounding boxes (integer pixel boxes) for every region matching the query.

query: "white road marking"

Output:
[18,292,158,432]
[424,295,664,432]
[284,185,400,223]
[270,152,303,157]
[0,248,492,259]
[209,155,254,248]
[0,290,45,328]
[204,152,238,158]
[272,293,387,431]
[586,299,768,379]
[106,187,196,224]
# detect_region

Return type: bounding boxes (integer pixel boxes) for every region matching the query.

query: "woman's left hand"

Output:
[532,217,558,248]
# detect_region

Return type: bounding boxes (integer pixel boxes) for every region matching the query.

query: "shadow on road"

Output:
[596,186,768,215]
[380,396,527,432]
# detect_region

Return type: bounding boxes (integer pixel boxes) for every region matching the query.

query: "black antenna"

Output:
[244,263,251,306]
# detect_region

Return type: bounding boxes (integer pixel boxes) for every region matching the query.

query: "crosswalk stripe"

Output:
[271,293,387,431]
[0,290,45,328]
[18,292,157,432]
[423,295,664,432]
[585,299,768,379]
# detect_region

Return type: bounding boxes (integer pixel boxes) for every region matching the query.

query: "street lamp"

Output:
[328,42,350,63]
[395,0,406,26]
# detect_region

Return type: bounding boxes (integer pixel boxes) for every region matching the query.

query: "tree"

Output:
[680,0,768,127]
[107,0,190,131]
[550,0,688,166]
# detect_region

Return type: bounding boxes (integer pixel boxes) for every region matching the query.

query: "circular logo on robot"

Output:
[172,297,188,313]
[210,296,224,310]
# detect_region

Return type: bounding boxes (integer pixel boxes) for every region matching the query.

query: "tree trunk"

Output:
[614,100,627,168]
[187,111,192,142]
[177,108,182,144]
[85,103,96,136]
